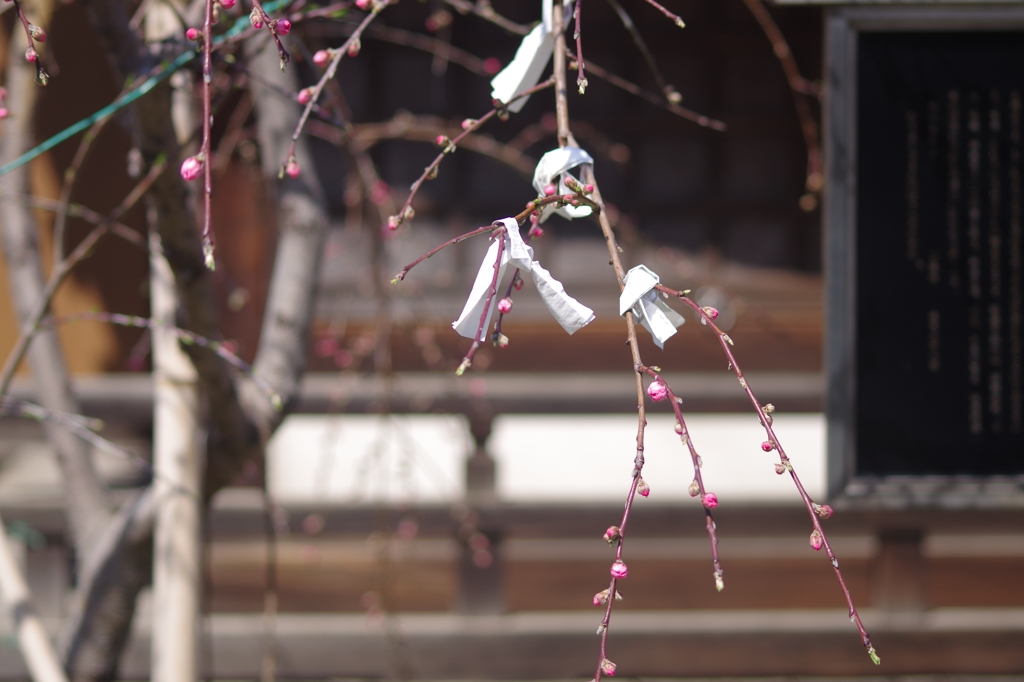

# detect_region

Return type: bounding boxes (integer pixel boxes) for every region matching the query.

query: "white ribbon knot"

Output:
[489,0,573,112]
[453,218,595,341]
[532,147,594,222]
[619,265,685,349]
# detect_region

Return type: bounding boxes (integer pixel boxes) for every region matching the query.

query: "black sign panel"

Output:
[855,31,1024,476]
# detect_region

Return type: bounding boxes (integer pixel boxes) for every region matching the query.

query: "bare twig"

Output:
[740,0,822,197]
[639,0,686,28]
[443,0,531,35]
[656,283,879,665]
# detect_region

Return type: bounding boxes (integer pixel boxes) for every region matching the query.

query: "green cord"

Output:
[0,0,288,179]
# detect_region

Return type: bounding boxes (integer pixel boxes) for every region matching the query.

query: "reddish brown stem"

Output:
[637,364,723,590]
[655,283,879,664]
[388,77,557,231]
[200,0,215,268]
[574,0,587,94]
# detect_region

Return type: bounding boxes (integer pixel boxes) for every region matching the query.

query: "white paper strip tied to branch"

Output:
[619,264,685,349]
[453,218,595,341]
[490,0,573,113]
[532,146,595,222]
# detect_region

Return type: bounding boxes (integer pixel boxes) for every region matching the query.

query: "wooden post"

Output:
[457,414,503,614]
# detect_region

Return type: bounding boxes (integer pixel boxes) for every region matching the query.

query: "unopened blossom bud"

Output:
[601,658,617,676]
[403,206,415,221]
[674,421,683,435]
[0,108,7,119]
[774,462,786,475]
[584,184,594,193]
[494,333,509,348]
[813,503,834,520]
[513,277,524,291]
[25,47,38,63]
[593,588,609,606]
[563,194,574,202]
[529,226,544,239]
[702,306,719,319]
[610,560,628,579]
[297,87,314,105]
[180,155,203,181]
[688,480,700,497]
[313,49,332,67]
[602,526,619,544]
[275,19,292,35]
[220,0,237,8]
[702,492,718,509]
[809,529,823,551]
[761,440,775,452]
[497,298,513,314]
[637,478,650,497]
[387,215,401,230]
[250,8,263,28]
[461,118,477,130]
[355,0,371,8]
[763,403,775,414]
[285,157,301,178]
[647,380,668,402]
[186,27,200,41]
[347,38,361,57]
[436,134,450,147]
[543,184,556,196]
[29,25,47,42]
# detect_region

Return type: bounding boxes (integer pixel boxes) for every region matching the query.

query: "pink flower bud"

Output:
[436,135,449,147]
[186,27,200,41]
[809,529,823,551]
[497,298,512,314]
[0,108,8,120]
[637,478,650,497]
[701,492,718,509]
[647,380,668,402]
[219,0,237,8]
[610,560,628,579]
[674,421,683,435]
[250,8,263,29]
[29,25,46,42]
[297,87,314,105]
[761,440,775,452]
[543,184,556,196]
[602,526,620,543]
[688,480,700,497]
[702,306,719,319]
[513,278,523,291]
[461,118,477,130]
[529,226,544,239]
[593,589,609,606]
[355,0,371,9]
[482,57,501,75]
[180,155,203,181]
[813,503,834,520]
[285,158,300,178]
[601,658,617,676]
[347,38,361,57]
[275,19,291,35]
[25,47,37,63]
[584,184,594,193]
[563,194,574,202]
[313,50,331,67]
[387,215,401,230]
[774,462,786,475]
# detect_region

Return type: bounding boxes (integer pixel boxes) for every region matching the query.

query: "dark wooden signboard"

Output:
[854,30,1024,478]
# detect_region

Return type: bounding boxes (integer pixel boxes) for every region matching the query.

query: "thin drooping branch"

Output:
[740,0,822,198]
[200,0,215,267]
[605,0,673,102]
[573,0,587,94]
[656,284,879,665]
[639,0,686,28]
